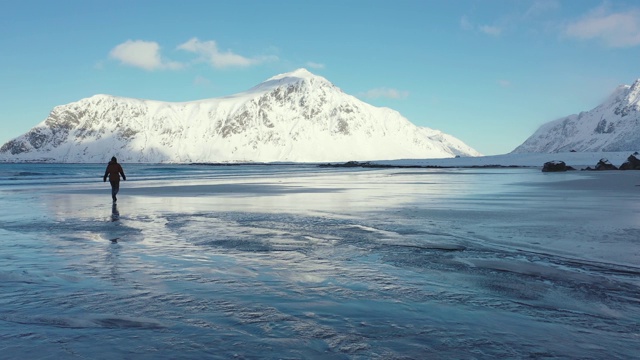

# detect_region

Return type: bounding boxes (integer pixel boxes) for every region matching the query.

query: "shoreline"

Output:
[1,151,639,170]
[318,161,530,169]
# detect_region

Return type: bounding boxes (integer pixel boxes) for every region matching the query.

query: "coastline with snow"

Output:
[320,151,639,170]
[3,151,640,174]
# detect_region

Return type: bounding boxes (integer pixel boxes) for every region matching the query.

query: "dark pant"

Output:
[110,180,120,200]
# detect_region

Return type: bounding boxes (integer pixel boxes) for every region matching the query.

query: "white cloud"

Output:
[497,79,512,88]
[462,1,560,37]
[361,88,409,99]
[460,16,473,31]
[109,40,183,71]
[479,25,502,36]
[460,16,502,36]
[306,62,325,69]
[524,0,560,19]
[178,37,276,68]
[193,75,211,86]
[565,6,640,47]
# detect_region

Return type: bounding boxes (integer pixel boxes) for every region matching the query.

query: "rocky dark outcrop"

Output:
[619,153,640,170]
[595,158,618,170]
[542,161,574,172]
[319,161,424,169]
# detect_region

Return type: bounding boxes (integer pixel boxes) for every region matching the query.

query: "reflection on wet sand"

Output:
[111,203,119,222]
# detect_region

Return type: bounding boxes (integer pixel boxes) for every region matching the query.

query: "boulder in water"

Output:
[542,161,568,172]
[619,153,640,170]
[594,158,618,170]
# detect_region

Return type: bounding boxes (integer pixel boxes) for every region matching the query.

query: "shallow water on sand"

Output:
[1,164,639,359]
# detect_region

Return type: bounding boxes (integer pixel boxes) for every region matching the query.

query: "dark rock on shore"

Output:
[320,161,528,169]
[595,158,618,170]
[323,161,375,168]
[619,153,640,170]
[319,161,430,169]
[542,153,640,172]
[542,161,571,172]
[580,153,640,171]
[584,158,617,171]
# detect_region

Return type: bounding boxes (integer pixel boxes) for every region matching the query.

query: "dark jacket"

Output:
[104,161,126,182]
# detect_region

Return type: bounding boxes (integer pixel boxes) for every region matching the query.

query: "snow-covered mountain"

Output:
[0,69,480,163]
[512,79,640,153]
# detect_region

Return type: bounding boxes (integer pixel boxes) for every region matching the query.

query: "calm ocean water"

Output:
[1,163,639,359]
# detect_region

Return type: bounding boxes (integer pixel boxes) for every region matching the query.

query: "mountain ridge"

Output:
[512,79,640,153]
[0,69,480,163]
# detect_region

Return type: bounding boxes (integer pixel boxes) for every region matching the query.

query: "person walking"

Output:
[103,156,126,202]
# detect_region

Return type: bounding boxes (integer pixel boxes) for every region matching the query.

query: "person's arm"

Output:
[103,165,109,182]
[119,165,126,181]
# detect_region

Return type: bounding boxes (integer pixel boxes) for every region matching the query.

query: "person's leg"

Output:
[110,181,120,201]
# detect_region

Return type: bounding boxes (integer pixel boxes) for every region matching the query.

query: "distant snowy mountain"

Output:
[0,68,480,163]
[513,79,640,153]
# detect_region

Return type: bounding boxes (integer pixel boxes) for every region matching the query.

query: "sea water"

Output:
[0,163,638,359]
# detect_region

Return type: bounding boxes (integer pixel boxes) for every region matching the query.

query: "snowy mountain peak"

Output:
[513,79,640,153]
[269,68,316,81]
[0,69,480,163]
[248,68,335,94]
[624,79,640,104]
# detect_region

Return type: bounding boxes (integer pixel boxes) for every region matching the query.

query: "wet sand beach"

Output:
[1,164,639,359]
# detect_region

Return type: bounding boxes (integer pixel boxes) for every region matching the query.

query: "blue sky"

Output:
[1,0,640,155]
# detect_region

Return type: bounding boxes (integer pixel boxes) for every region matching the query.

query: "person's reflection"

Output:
[111,203,120,222]
[105,238,122,282]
